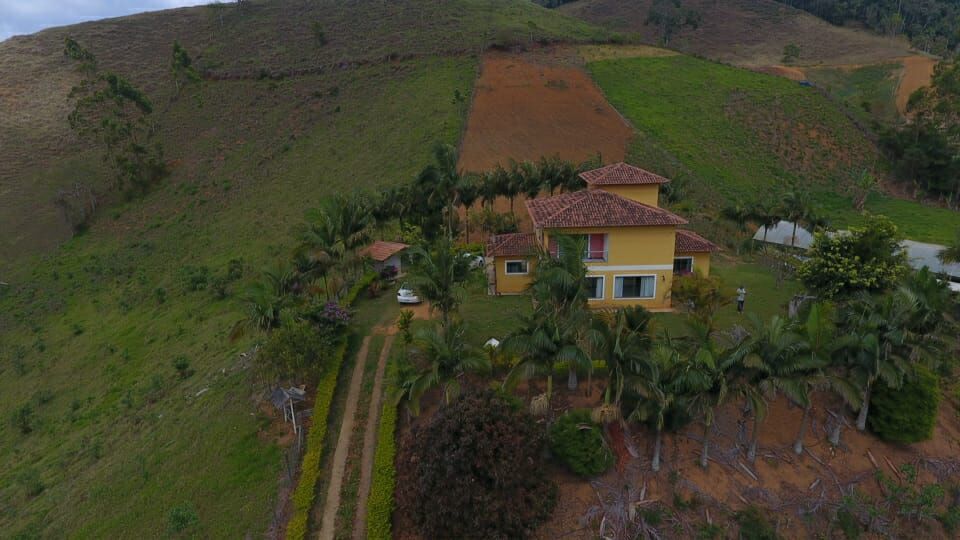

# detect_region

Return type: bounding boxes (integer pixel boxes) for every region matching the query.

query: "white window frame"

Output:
[673,256,694,274]
[504,259,529,276]
[613,274,657,300]
[585,275,605,301]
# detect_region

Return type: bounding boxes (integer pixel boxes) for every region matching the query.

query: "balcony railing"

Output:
[555,248,609,262]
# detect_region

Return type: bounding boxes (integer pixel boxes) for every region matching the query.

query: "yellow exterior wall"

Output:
[493,256,535,295]
[591,184,661,207]
[544,226,678,310]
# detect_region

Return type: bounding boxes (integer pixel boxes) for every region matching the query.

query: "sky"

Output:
[0,0,207,42]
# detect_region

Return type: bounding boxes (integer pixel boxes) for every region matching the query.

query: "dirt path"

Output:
[351,334,396,539]
[896,55,937,114]
[316,336,372,540]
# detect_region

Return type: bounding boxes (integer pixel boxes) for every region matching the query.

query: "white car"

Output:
[396,284,421,304]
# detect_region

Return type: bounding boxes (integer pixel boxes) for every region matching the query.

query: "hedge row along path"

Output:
[351,333,396,539]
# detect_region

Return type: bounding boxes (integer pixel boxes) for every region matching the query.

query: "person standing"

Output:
[736,285,747,313]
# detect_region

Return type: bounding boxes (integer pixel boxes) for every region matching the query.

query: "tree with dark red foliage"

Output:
[396,390,557,539]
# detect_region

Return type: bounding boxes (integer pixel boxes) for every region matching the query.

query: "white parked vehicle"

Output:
[396,284,421,304]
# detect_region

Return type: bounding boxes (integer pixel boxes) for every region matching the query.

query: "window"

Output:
[614,275,656,299]
[505,260,528,275]
[585,276,604,300]
[673,257,693,275]
[584,234,607,261]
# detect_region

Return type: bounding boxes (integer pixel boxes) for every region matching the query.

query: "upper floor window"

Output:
[549,234,607,261]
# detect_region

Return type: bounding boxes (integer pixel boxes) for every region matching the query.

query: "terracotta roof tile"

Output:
[359,241,409,262]
[486,233,536,257]
[675,230,719,253]
[526,190,687,229]
[579,162,671,186]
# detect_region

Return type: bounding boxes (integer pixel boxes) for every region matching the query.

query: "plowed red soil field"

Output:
[457,51,632,173]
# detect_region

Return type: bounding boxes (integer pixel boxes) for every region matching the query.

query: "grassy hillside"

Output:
[0,0,607,264]
[0,1,608,537]
[561,0,910,66]
[588,54,960,243]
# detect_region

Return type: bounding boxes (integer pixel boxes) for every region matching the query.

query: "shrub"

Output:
[168,503,199,533]
[869,365,940,443]
[259,321,335,382]
[367,356,399,540]
[12,404,34,434]
[549,409,613,477]
[154,287,167,304]
[396,390,557,539]
[173,356,194,379]
[180,265,210,292]
[735,506,778,540]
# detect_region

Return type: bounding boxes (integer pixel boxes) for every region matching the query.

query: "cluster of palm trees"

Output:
[232,191,375,339]
[374,143,599,242]
[723,188,826,248]
[500,237,952,472]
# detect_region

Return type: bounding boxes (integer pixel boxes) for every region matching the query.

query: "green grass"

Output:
[459,274,531,346]
[588,54,960,245]
[805,63,900,126]
[588,55,878,204]
[655,257,802,336]
[0,57,473,538]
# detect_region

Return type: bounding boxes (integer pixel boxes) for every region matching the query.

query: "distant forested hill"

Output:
[777,0,960,55]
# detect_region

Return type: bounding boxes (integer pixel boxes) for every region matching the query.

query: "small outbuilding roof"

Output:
[579,162,671,186]
[360,240,409,262]
[675,230,720,253]
[526,190,687,229]
[486,232,537,257]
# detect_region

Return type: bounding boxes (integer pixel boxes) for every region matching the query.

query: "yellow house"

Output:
[485,162,718,310]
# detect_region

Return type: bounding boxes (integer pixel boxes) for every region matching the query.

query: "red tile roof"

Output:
[579,162,671,186]
[486,233,537,258]
[359,240,409,262]
[526,190,687,229]
[675,230,719,253]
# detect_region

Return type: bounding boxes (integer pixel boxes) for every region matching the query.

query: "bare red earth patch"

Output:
[457,50,632,173]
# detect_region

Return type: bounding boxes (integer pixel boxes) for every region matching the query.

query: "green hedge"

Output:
[286,272,374,539]
[366,354,399,539]
[286,338,347,540]
[343,271,377,306]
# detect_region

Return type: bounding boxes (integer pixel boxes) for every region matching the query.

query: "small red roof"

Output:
[486,233,536,258]
[526,190,687,229]
[675,230,719,253]
[360,240,409,262]
[579,162,671,186]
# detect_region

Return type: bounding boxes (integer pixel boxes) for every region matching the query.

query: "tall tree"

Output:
[171,41,200,98]
[396,322,489,414]
[781,189,818,247]
[407,235,472,327]
[645,0,702,46]
[457,176,480,243]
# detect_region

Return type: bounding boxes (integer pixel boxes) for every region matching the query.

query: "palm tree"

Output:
[518,160,542,201]
[591,307,652,409]
[734,314,807,462]
[407,235,472,327]
[791,303,861,454]
[679,319,733,469]
[750,198,782,246]
[416,143,463,237]
[628,343,689,472]
[528,235,595,390]
[479,169,500,210]
[781,190,816,248]
[500,161,523,215]
[938,228,960,264]
[229,262,296,340]
[457,176,480,243]
[396,321,489,415]
[841,289,922,431]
